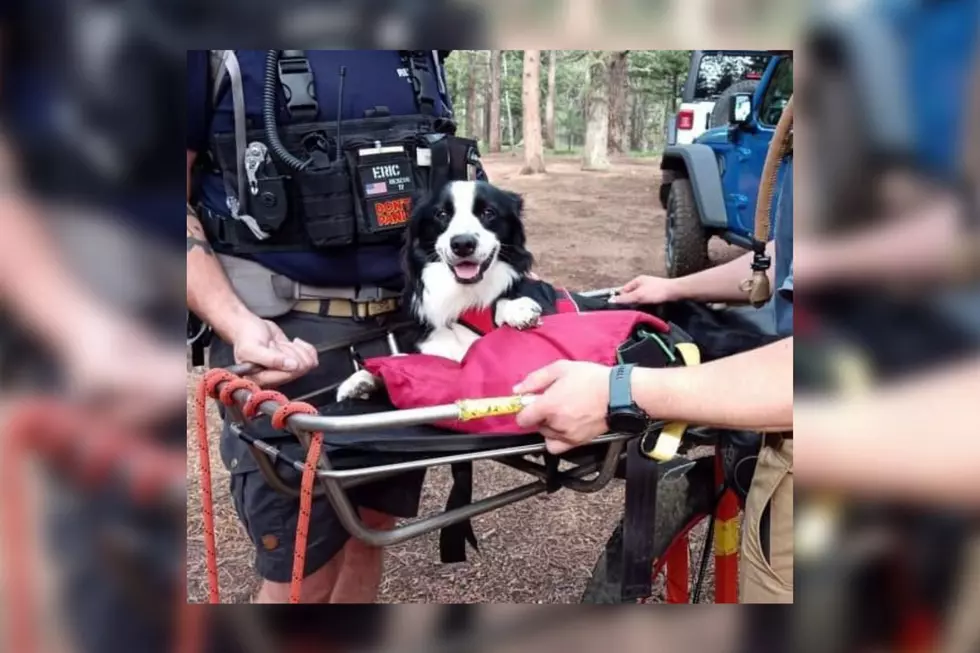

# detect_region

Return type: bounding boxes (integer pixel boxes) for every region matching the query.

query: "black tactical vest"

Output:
[202,50,485,255]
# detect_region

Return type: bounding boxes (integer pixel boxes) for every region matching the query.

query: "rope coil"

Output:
[195,369,324,604]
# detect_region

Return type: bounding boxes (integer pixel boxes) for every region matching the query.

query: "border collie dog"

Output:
[336,180,547,401]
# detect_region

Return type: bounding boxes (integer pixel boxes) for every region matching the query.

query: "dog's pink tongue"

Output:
[453,262,480,279]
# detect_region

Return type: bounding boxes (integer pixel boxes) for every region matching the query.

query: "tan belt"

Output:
[292,297,401,319]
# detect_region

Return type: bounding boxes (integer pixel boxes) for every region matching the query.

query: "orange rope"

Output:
[1,400,187,653]
[271,401,323,604]
[195,370,324,604]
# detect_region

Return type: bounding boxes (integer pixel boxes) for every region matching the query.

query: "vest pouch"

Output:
[293,161,357,248]
[246,171,289,233]
[445,136,483,181]
[345,142,416,245]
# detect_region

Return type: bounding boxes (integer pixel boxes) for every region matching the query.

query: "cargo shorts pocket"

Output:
[228,469,291,578]
[740,440,794,603]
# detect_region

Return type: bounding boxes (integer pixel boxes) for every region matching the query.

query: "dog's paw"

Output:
[497,297,543,330]
[336,370,379,402]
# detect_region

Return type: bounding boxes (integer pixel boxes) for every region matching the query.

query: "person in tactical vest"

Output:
[1,1,187,651]
[186,49,482,603]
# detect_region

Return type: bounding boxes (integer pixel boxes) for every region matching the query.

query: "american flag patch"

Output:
[365,181,388,196]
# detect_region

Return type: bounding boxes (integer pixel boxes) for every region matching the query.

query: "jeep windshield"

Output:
[685,51,773,102]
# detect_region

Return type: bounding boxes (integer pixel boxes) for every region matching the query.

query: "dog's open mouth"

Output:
[449,246,499,284]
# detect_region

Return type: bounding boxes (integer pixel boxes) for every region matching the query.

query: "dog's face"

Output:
[406,180,532,285]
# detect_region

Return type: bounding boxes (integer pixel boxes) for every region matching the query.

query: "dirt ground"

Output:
[186,152,742,604]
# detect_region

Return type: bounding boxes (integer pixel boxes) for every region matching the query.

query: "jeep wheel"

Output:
[665,178,708,278]
[709,79,760,128]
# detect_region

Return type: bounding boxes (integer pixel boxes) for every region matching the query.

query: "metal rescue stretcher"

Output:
[193,288,744,605]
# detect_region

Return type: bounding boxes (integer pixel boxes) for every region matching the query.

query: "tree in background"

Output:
[545,51,557,150]
[582,52,611,170]
[489,51,502,152]
[520,50,546,174]
[465,51,478,138]
[607,51,630,154]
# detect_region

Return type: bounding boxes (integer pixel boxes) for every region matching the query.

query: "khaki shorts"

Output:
[740,436,794,603]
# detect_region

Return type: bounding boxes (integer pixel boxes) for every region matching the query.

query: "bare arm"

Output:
[666,241,776,303]
[0,135,116,357]
[794,356,980,508]
[612,241,777,305]
[795,197,971,290]
[185,150,252,343]
[631,336,793,431]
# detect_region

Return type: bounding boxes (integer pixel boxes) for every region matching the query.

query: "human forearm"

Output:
[666,241,776,303]
[797,200,967,290]
[186,207,252,342]
[794,357,980,508]
[631,336,793,431]
[0,138,117,357]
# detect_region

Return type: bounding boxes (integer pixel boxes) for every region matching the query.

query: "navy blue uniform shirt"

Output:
[186,49,452,288]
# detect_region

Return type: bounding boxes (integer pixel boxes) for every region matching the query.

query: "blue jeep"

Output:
[659,52,793,277]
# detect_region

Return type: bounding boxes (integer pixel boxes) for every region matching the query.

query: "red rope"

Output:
[271,401,323,604]
[1,399,188,653]
[195,371,323,605]
[195,369,235,604]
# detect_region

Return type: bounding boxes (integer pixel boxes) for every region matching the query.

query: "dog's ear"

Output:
[503,190,525,220]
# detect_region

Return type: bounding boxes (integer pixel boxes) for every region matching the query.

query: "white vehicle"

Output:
[667,50,773,145]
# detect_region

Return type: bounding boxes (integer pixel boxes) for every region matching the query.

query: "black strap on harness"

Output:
[440,462,479,563]
[399,51,439,117]
[277,50,319,123]
[621,437,661,601]
[439,453,563,563]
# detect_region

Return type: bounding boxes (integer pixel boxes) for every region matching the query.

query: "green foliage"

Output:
[443,49,694,154]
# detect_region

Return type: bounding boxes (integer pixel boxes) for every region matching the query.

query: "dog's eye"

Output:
[435,209,449,222]
[481,208,496,220]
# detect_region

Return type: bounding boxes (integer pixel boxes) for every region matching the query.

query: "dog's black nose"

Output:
[450,234,478,257]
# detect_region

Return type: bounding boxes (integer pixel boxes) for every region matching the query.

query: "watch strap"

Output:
[608,364,635,412]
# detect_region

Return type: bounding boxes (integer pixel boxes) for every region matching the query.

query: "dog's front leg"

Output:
[494,297,543,330]
[336,369,383,402]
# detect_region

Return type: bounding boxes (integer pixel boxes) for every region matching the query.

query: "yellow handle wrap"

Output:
[456,396,530,421]
[641,341,701,462]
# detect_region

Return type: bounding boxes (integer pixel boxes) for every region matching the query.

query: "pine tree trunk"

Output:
[607,51,629,154]
[489,51,502,152]
[582,53,611,171]
[520,50,546,175]
[465,51,477,138]
[503,53,516,152]
[545,51,557,150]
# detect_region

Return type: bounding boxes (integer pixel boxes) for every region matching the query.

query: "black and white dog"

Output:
[336,180,554,401]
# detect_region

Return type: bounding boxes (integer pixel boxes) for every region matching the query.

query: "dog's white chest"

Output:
[417,323,481,363]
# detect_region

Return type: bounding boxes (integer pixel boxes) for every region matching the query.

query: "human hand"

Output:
[228,314,318,387]
[608,275,678,305]
[63,310,188,429]
[513,360,611,454]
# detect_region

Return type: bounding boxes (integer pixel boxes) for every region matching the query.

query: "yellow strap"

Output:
[714,516,740,557]
[641,342,701,461]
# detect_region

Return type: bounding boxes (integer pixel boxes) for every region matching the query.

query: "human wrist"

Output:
[204,301,256,344]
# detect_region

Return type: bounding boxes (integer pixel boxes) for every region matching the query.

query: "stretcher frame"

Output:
[216,288,713,554]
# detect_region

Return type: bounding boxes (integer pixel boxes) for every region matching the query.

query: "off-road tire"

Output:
[665,178,709,278]
[581,456,716,603]
[709,79,760,128]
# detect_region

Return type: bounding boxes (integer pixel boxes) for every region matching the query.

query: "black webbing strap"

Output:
[277,50,319,123]
[439,462,479,563]
[399,51,439,116]
[621,437,661,601]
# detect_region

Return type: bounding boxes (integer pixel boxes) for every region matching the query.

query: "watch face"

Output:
[608,410,647,435]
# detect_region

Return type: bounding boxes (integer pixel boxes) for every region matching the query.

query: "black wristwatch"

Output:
[607,364,648,434]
